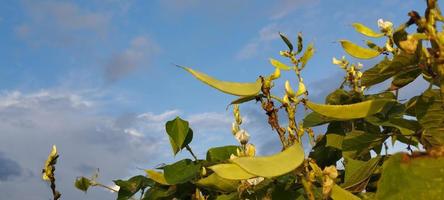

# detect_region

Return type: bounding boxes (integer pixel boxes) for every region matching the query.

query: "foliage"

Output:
[41,1,444,199]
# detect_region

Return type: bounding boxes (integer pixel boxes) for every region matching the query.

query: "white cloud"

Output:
[269,0,320,20]
[236,23,284,60]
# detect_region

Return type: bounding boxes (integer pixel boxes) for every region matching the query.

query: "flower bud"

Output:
[231,122,240,135]
[235,129,250,144]
[285,80,296,97]
[378,19,393,33]
[296,81,307,97]
[270,67,281,80]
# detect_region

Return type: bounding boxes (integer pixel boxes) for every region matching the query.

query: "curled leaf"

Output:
[42,145,58,181]
[352,23,384,38]
[230,144,305,178]
[145,170,170,185]
[209,164,256,180]
[178,65,262,96]
[340,40,381,59]
[306,99,395,120]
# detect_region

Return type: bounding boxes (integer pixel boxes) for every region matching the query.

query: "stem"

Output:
[95,183,119,193]
[301,177,315,200]
[186,145,198,160]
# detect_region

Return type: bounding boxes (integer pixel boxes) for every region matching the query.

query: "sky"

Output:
[0,0,431,199]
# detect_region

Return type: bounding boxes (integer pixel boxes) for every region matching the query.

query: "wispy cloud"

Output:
[269,0,320,20]
[104,35,161,83]
[15,0,111,47]
[236,23,283,60]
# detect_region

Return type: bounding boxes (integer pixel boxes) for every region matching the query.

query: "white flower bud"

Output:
[378,19,393,33]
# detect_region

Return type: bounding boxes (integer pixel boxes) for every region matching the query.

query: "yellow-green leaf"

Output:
[306,99,395,120]
[340,40,381,59]
[178,65,262,96]
[269,58,292,70]
[209,164,256,180]
[42,145,58,181]
[300,43,314,69]
[196,173,239,192]
[352,23,384,38]
[230,144,304,178]
[330,185,361,200]
[145,170,170,185]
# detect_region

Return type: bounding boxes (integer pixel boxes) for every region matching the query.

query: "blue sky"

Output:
[0,0,429,199]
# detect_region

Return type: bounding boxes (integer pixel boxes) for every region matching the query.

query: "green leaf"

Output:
[163,159,201,184]
[306,99,395,120]
[365,116,420,136]
[178,65,262,96]
[376,153,444,200]
[300,43,314,69]
[216,193,239,200]
[330,185,361,200]
[361,57,396,87]
[297,32,303,54]
[303,111,334,127]
[279,32,293,52]
[416,89,444,147]
[340,40,380,59]
[143,186,176,200]
[342,157,381,192]
[352,23,384,38]
[379,50,420,74]
[209,163,256,180]
[114,175,154,200]
[342,131,387,158]
[326,133,344,149]
[74,176,91,192]
[229,95,258,105]
[196,173,239,192]
[145,170,169,185]
[269,58,293,70]
[206,145,239,162]
[392,68,422,89]
[325,89,353,105]
[165,117,192,155]
[230,144,305,178]
[310,122,344,168]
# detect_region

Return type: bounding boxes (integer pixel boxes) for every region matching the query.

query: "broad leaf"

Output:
[303,111,334,127]
[342,131,387,158]
[416,89,444,147]
[230,144,305,178]
[305,99,395,120]
[209,163,256,180]
[206,145,239,162]
[310,122,344,168]
[342,156,381,192]
[114,175,154,200]
[325,89,353,105]
[376,153,444,199]
[270,58,292,70]
[340,40,380,59]
[196,173,239,192]
[326,133,344,149]
[330,185,361,200]
[165,117,192,155]
[352,23,384,38]
[163,159,201,184]
[178,66,262,96]
[361,57,395,87]
[143,186,176,200]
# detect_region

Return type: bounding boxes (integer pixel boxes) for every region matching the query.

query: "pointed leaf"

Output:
[306,99,396,120]
[340,40,380,59]
[416,89,444,147]
[179,66,262,96]
[342,157,381,192]
[165,117,192,155]
[279,32,293,52]
[352,23,384,38]
[342,131,387,158]
[361,57,396,87]
[269,58,292,70]
[300,43,314,69]
[297,32,303,54]
[114,175,154,200]
[230,144,304,178]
